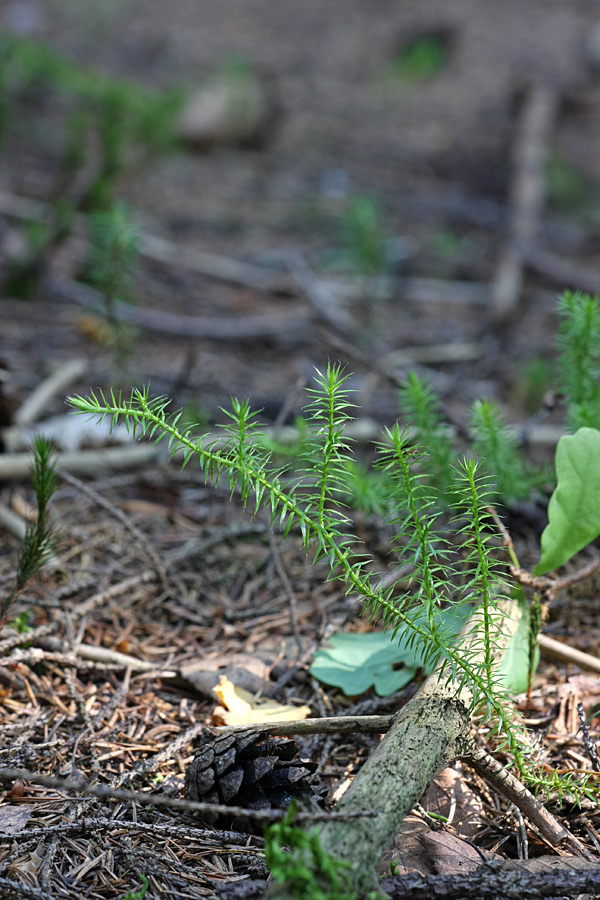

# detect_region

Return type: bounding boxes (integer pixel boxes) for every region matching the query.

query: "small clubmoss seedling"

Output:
[1,437,61,627]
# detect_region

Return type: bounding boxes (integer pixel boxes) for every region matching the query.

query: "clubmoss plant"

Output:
[86,203,140,371]
[68,366,558,795]
[338,196,388,278]
[556,291,600,431]
[390,31,451,82]
[0,33,181,155]
[0,32,179,299]
[1,437,61,627]
[398,371,456,505]
[470,399,532,504]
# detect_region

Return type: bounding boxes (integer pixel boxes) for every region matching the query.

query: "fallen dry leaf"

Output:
[212,675,311,725]
[0,804,33,834]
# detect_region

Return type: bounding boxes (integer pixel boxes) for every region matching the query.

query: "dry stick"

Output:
[0,621,57,655]
[524,245,600,298]
[284,250,354,332]
[491,81,559,322]
[507,554,600,674]
[0,646,146,671]
[0,815,263,846]
[215,715,395,737]
[60,469,170,594]
[0,445,158,481]
[510,558,600,601]
[72,570,157,620]
[378,862,600,900]
[0,501,27,539]
[13,359,87,428]
[0,189,290,295]
[0,767,375,824]
[538,634,600,677]
[138,232,290,293]
[49,275,310,341]
[466,746,571,849]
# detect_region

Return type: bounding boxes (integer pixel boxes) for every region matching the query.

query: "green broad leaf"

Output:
[309,632,421,697]
[310,604,472,697]
[535,427,600,575]
[497,587,539,695]
[310,599,535,698]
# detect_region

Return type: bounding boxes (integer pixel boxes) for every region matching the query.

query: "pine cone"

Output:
[185,727,318,830]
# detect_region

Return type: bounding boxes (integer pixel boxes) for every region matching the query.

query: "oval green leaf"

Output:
[309,632,421,697]
[535,427,600,575]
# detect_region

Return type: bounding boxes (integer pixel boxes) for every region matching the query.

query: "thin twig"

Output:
[0,815,263,846]
[49,275,310,341]
[0,767,377,823]
[0,445,158,481]
[13,359,87,428]
[284,250,354,331]
[538,634,600,676]
[467,745,590,856]
[510,557,600,602]
[486,506,519,569]
[214,714,395,737]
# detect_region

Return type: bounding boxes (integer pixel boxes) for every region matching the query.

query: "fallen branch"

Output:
[378,859,600,900]
[0,445,158,480]
[491,80,559,321]
[0,767,375,825]
[538,634,600,676]
[49,275,311,341]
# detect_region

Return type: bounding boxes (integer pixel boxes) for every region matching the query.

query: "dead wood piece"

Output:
[321,275,489,306]
[139,233,289,293]
[524,245,600,298]
[0,446,158,481]
[538,633,600,676]
[511,558,600,601]
[13,359,87,428]
[491,81,559,321]
[379,858,600,900]
[0,188,291,293]
[0,767,374,825]
[382,342,483,367]
[49,274,310,341]
[467,746,573,850]
[285,251,354,332]
[215,715,395,737]
[0,502,27,539]
[73,643,157,671]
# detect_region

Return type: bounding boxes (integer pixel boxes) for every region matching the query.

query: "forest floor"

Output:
[3,1,600,898]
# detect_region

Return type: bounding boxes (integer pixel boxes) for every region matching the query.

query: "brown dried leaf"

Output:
[0,804,32,834]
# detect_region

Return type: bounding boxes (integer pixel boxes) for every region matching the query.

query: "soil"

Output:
[2,2,600,898]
